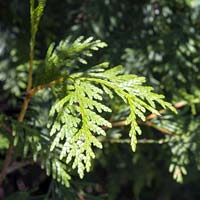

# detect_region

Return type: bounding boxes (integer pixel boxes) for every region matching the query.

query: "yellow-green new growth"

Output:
[48,38,176,179]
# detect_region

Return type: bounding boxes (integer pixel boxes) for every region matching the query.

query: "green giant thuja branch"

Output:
[0,0,178,187]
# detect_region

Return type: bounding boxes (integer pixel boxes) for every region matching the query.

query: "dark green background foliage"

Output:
[0,0,200,199]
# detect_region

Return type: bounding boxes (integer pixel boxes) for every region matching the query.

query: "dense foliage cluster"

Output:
[0,0,200,199]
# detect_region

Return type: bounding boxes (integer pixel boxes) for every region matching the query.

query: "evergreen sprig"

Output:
[2,0,177,188]
[30,0,46,47]
[40,37,108,84]
[49,80,112,178]
[48,54,176,178]
[12,121,71,187]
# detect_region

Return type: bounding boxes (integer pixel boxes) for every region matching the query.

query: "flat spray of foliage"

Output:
[0,0,176,188]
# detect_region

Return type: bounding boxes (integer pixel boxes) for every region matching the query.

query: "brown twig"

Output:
[109,100,188,137]
[28,77,65,97]
[110,119,177,136]
[146,101,187,120]
[140,121,177,136]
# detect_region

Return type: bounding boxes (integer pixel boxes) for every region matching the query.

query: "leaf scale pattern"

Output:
[49,56,176,178]
[12,31,176,184]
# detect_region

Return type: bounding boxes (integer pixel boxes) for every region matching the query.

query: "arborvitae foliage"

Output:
[0,0,177,189]
[48,57,175,180]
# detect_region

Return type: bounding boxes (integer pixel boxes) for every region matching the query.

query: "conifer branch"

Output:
[140,121,177,136]
[146,101,187,120]
[28,77,65,97]
[0,0,46,185]
[111,119,177,136]
[109,100,189,137]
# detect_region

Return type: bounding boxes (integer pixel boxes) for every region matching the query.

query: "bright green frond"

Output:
[49,80,112,178]
[48,56,175,179]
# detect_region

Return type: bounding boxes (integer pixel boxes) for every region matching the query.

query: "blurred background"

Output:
[1,0,200,199]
